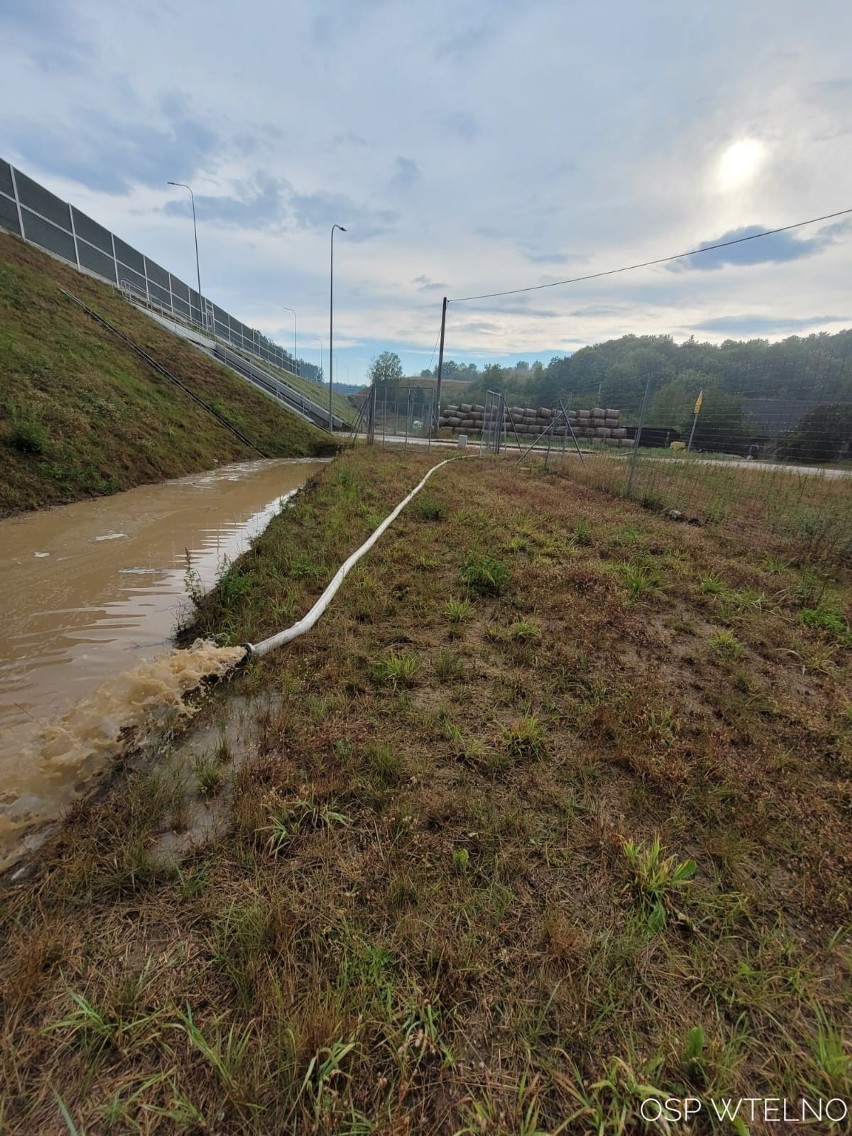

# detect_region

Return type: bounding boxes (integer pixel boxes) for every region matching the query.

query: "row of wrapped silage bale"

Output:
[438,403,632,444]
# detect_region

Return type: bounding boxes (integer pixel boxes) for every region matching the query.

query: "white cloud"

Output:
[1,0,851,378]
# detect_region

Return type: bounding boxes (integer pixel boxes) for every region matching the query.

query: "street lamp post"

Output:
[281,306,297,375]
[329,224,346,433]
[167,182,203,329]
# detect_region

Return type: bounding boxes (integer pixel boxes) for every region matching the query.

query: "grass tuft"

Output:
[371,651,420,688]
[623,836,697,932]
[461,552,510,595]
[709,629,744,659]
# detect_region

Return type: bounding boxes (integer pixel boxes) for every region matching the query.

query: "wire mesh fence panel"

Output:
[428,369,850,565]
[371,385,435,444]
[549,391,852,566]
[481,391,502,455]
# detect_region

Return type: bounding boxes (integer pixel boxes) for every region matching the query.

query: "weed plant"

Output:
[461,552,510,595]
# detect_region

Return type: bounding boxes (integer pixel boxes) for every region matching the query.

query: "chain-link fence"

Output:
[0,158,299,376]
[563,431,851,566]
[434,386,851,565]
[349,384,437,447]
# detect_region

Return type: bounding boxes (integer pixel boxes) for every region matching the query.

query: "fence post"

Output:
[8,166,25,236]
[367,383,377,445]
[68,207,81,270]
[626,375,653,497]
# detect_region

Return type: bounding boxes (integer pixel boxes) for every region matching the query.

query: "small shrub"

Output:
[416,495,446,521]
[461,552,510,596]
[9,418,48,455]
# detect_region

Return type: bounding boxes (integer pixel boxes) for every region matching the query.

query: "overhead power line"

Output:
[448,207,852,305]
[427,327,442,372]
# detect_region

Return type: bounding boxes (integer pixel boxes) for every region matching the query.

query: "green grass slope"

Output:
[0,233,335,517]
[228,346,355,425]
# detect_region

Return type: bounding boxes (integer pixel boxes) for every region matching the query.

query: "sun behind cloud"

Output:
[717,138,766,191]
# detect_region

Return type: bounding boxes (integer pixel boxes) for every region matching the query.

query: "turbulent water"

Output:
[35,640,247,771]
[0,458,324,872]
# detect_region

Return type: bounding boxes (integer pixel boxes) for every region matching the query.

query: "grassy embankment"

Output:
[1,450,850,1133]
[229,349,354,428]
[0,232,335,518]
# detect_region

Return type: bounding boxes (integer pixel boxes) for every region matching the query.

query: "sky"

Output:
[1,0,851,384]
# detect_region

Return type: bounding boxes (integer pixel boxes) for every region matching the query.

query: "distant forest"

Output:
[419,329,852,423]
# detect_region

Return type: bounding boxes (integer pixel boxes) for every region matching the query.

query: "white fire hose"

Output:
[244,458,453,658]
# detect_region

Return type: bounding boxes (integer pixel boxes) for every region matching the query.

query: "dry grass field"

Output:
[1,449,850,1133]
[551,446,852,567]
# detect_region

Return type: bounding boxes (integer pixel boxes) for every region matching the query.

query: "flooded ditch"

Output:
[0,458,326,872]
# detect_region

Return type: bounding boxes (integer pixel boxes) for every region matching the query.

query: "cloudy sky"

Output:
[2,0,851,382]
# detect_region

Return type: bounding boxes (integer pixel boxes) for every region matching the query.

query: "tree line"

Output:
[417,330,852,408]
[364,332,852,458]
[417,331,852,458]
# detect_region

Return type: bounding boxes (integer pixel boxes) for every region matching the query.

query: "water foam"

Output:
[38,641,246,772]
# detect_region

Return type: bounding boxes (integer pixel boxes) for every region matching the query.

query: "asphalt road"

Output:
[356,434,852,478]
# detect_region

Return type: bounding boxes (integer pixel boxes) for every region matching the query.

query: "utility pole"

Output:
[433,296,448,436]
[329,224,346,433]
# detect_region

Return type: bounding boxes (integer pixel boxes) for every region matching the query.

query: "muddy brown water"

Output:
[0,458,326,872]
